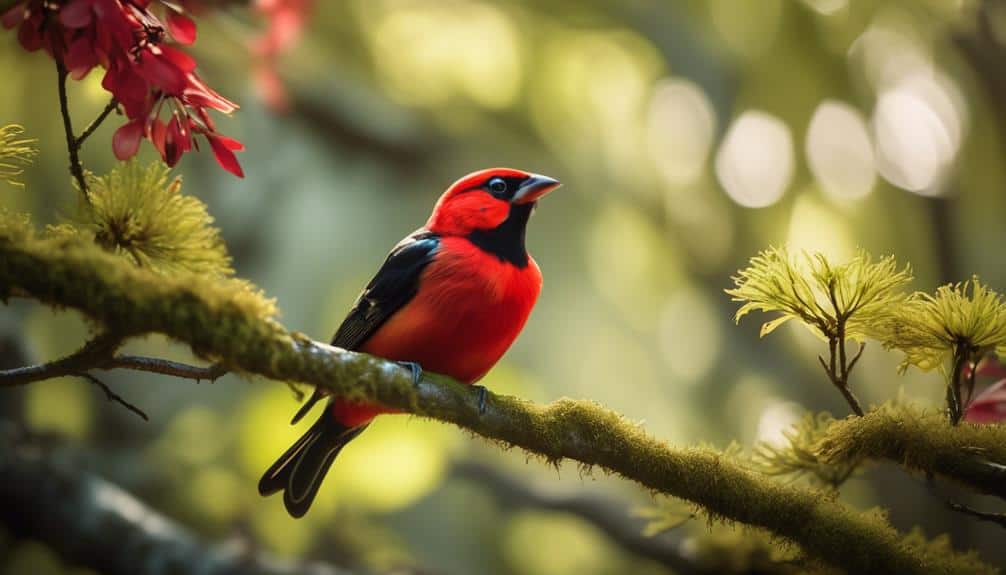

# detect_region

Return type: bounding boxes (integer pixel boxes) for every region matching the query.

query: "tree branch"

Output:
[453,461,703,574]
[0,230,995,574]
[818,406,1006,500]
[77,372,149,421]
[75,97,118,148]
[55,60,90,203]
[946,500,1006,529]
[0,333,225,389]
[0,428,356,575]
[105,355,227,381]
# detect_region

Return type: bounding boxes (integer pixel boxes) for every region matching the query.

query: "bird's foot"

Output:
[474,385,488,415]
[398,361,424,387]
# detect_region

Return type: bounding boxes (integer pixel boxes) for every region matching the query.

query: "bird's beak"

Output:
[512,174,561,205]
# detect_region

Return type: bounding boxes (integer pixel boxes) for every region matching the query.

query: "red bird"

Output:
[259,168,560,517]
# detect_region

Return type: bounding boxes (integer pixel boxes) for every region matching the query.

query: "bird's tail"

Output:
[258,410,367,518]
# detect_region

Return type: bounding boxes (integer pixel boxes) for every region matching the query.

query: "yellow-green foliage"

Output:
[880,277,1006,372]
[0,124,37,187]
[818,403,1006,498]
[635,496,696,536]
[727,247,911,341]
[72,161,233,276]
[752,412,861,488]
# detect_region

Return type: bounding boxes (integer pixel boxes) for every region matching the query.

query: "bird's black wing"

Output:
[291,229,439,425]
[331,228,440,350]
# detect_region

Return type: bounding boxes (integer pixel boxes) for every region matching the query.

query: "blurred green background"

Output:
[3,0,1006,573]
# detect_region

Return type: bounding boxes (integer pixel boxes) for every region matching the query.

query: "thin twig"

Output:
[945,500,1006,529]
[847,341,866,374]
[77,372,148,421]
[55,60,91,204]
[75,98,118,148]
[0,333,123,386]
[106,356,227,381]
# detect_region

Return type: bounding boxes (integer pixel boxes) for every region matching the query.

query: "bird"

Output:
[258,168,561,518]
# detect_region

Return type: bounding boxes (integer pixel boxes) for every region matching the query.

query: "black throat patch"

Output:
[466,203,533,268]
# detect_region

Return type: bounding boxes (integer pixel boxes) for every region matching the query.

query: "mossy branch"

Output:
[0,234,995,575]
[818,405,1006,500]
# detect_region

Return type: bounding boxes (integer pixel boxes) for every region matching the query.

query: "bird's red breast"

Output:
[331,238,542,426]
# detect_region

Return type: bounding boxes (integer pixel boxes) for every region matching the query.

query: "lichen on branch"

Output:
[818,404,1006,499]
[0,216,994,575]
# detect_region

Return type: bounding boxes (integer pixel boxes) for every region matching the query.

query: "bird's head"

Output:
[426,168,561,238]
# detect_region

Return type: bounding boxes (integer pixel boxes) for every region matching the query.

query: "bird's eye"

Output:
[487,178,507,194]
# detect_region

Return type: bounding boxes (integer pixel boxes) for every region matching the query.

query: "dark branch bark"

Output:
[946,500,1006,529]
[105,355,226,380]
[0,333,226,389]
[75,97,118,148]
[55,60,90,203]
[78,372,149,421]
[0,429,355,575]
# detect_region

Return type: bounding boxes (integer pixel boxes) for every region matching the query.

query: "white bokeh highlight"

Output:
[646,78,717,186]
[872,74,966,196]
[715,110,794,208]
[806,100,875,201]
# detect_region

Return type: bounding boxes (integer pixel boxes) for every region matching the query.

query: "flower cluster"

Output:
[2,0,244,177]
[250,0,312,111]
[727,247,912,341]
[882,277,1006,373]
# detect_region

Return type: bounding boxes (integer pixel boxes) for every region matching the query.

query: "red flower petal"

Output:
[182,73,238,114]
[166,11,196,45]
[214,134,244,151]
[160,45,196,73]
[65,36,98,80]
[965,379,1006,424]
[17,19,42,51]
[2,4,27,29]
[149,118,168,159]
[137,49,186,94]
[207,134,244,178]
[60,0,93,28]
[253,65,289,112]
[112,120,144,160]
[164,122,182,167]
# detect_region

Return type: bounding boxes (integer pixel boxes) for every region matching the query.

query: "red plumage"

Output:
[259,168,560,517]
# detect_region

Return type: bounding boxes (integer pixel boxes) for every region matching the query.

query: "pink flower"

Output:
[3,0,244,177]
[965,379,1006,424]
[250,0,312,111]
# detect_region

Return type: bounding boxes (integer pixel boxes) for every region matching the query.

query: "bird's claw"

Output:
[474,385,488,415]
[398,361,424,387]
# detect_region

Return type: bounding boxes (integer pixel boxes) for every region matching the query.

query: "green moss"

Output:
[818,403,1006,498]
